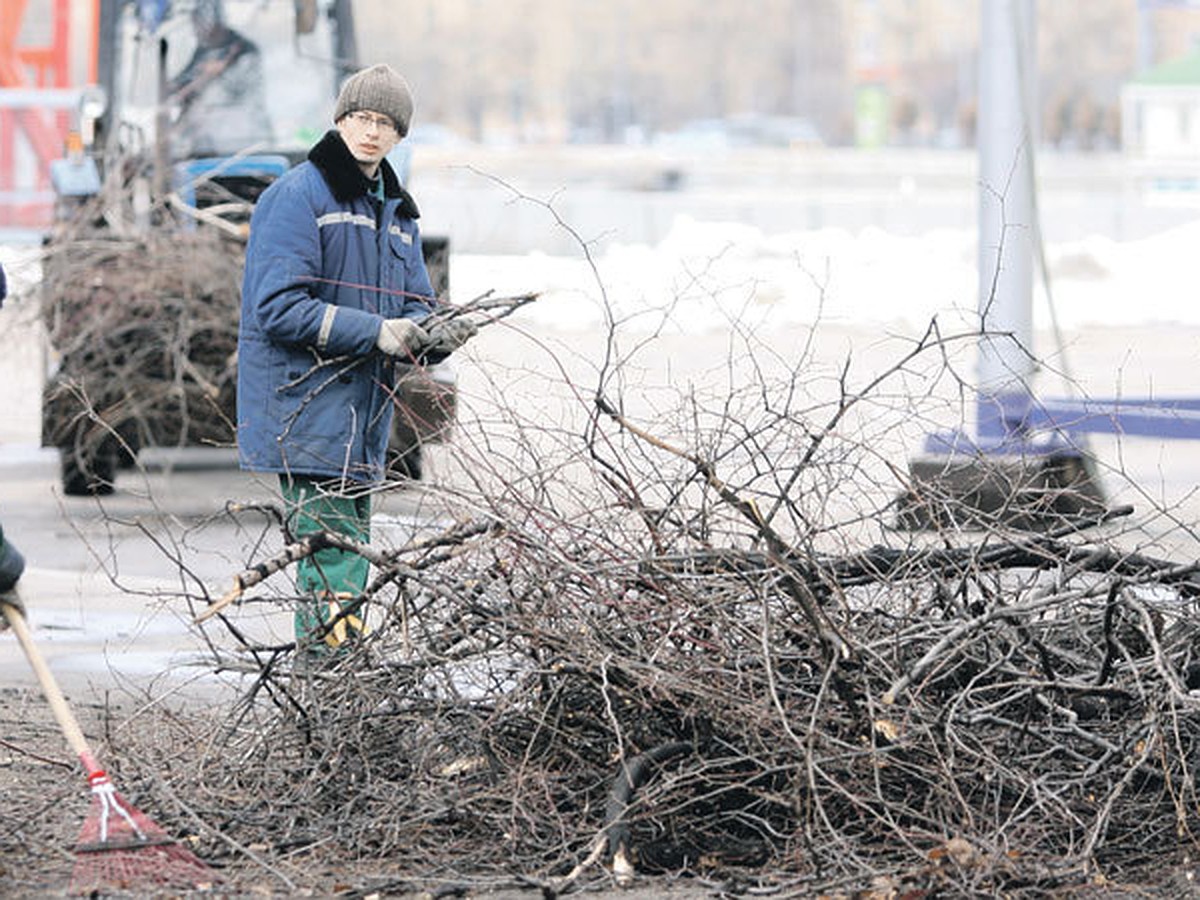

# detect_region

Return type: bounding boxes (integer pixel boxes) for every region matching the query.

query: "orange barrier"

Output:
[0,0,73,229]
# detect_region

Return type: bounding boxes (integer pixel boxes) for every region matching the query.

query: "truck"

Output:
[42,0,454,495]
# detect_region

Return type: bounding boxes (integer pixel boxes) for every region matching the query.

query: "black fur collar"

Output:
[308,130,420,218]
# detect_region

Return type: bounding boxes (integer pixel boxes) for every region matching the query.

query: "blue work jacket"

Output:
[237,131,435,482]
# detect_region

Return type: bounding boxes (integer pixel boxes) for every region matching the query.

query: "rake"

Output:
[1,597,218,894]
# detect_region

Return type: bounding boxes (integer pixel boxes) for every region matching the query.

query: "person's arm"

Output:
[168,36,251,108]
[166,55,201,101]
[0,261,7,305]
[242,179,382,357]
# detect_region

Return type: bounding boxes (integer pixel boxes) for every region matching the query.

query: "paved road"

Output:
[0,445,451,700]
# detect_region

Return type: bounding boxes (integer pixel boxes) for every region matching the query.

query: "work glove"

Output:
[0,525,24,594]
[0,588,25,632]
[423,318,479,355]
[376,318,430,357]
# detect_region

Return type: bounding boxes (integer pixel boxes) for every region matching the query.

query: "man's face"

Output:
[337,110,401,173]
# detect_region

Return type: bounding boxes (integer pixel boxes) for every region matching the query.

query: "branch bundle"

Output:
[114,487,1200,896]
[83,266,1200,896]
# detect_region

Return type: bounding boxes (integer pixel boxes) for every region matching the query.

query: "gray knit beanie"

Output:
[334,64,414,136]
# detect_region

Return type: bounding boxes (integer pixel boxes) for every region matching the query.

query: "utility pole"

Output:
[897,0,1106,530]
[900,0,1200,530]
[976,0,1036,442]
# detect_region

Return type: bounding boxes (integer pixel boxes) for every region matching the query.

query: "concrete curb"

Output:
[0,444,57,478]
[0,444,241,477]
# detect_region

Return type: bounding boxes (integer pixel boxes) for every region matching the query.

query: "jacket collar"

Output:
[308,130,420,218]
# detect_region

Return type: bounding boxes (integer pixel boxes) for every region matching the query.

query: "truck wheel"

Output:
[60,447,117,496]
[389,444,423,481]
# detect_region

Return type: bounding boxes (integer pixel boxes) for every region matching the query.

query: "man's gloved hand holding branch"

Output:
[0,588,26,626]
[376,317,430,358]
[377,315,479,363]
[423,318,478,355]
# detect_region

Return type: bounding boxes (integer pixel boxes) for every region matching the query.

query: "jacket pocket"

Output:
[384,225,418,313]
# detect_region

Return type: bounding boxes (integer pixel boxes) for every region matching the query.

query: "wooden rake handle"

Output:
[2,596,96,769]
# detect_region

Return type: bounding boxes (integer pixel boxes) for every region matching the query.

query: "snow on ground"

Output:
[450,215,1200,338]
[0,243,42,298]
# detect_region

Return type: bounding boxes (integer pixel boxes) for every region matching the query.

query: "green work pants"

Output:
[279,475,371,650]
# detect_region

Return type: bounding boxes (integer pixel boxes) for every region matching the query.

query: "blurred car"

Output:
[731,114,823,148]
[652,118,734,153]
[653,115,823,151]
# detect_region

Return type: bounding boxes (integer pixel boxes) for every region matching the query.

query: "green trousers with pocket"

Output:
[279,476,370,651]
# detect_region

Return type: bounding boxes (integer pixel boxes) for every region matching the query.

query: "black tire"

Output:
[60,446,117,496]
[389,443,423,481]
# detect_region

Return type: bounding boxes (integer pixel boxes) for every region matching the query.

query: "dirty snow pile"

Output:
[451,215,1200,336]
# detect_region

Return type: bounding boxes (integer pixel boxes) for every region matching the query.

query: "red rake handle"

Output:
[2,598,102,775]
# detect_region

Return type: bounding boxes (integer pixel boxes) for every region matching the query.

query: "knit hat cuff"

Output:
[334,64,414,136]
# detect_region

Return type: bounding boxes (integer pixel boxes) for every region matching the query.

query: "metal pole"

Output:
[153,36,168,210]
[977,0,1036,442]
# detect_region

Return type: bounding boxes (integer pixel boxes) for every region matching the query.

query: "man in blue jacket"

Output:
[238,64,475,653]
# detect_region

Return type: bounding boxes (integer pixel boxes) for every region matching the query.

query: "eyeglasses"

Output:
[346,110,397,135]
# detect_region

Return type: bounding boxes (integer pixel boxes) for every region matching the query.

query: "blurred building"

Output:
[11,0,1200,151]
[849,0,977,147]
[356,0,1200,150]
[1121,51,1200,158]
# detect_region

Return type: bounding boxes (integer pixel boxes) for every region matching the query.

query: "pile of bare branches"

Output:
[42,187,1195,892]
[40,221,242,483]
[104,392,1200,897]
